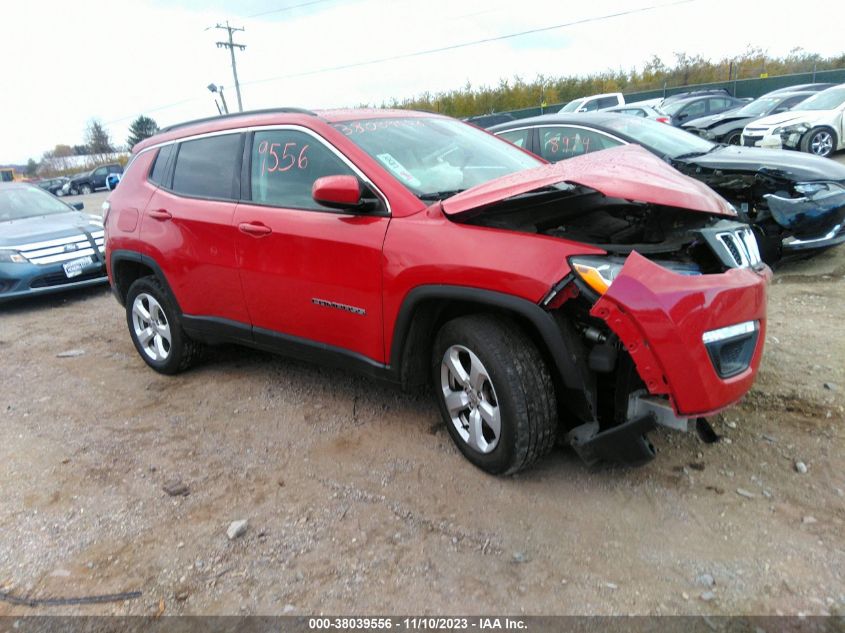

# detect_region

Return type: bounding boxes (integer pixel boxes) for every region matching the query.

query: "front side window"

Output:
[539,126,622,161]
[171,133,242,199]
[250,130,356,211]
[334,117,541,199]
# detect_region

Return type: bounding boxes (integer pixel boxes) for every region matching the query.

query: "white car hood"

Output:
[750,109,836,130]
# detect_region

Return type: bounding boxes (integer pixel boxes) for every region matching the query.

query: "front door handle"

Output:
[148,209,172,221]
[238,222,272,237]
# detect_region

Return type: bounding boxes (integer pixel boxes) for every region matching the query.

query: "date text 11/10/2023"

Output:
[307,617,527,630]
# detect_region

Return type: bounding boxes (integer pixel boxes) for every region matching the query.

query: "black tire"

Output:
[431,314,557,475]
[80,184,93,195]
[800,127,837,158]
[724,131,741,145]
[125,276,201,375]
[55,189,65,197]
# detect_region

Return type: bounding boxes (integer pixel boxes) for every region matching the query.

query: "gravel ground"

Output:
[0,180,844,618]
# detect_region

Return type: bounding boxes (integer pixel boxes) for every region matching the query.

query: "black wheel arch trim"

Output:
[109,249,182,313]
[390,285,596,421]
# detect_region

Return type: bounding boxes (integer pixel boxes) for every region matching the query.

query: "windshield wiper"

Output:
[418,189,466,201]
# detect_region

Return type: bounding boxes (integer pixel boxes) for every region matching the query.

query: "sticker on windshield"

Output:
[376,153,421,187]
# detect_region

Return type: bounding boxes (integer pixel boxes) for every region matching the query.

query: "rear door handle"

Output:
[238,222,273,237]
[148,209,172,221]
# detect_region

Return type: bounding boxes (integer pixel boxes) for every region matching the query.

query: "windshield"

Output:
[334,117,542,198]
[601,115,715,159]
[560,98,586,113]
[793,86,845,111]
[736,96,782,116]
[0,186,75,221]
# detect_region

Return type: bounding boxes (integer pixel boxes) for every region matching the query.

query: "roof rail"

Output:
[158,108,319,134]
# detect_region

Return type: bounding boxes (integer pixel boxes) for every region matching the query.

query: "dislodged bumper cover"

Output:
[590,252,770,416]
[766,184,845,245]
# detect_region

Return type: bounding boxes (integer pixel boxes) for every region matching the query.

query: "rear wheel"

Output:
[55,189,65,197]
[431,314,557,475]
[125,276,201,375]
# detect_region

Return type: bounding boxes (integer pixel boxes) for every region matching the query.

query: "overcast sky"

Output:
[1,0,842,164]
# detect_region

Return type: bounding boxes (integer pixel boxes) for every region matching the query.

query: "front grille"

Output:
[719,234,743,266]
[742,135,762,146]
[29,268,105,289]
[710,226,762,269]
[16,230,104,265]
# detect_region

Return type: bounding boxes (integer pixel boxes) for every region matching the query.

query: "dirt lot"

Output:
[1,186,845,618]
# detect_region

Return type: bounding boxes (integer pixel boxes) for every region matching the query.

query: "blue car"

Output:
[0,183,107,302]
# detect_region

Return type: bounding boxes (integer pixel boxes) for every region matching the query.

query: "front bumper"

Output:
[0,260,107,303]
[590,252,770,417]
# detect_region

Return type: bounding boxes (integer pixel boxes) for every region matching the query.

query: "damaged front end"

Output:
[766,182,845,252]
[443,146,771,466]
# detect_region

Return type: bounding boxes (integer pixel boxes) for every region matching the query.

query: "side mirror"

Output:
[312,175,364,210]
[71,202,84,210]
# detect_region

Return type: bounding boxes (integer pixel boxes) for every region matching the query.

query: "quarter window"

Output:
[539,126,623,161]
[497,129,530,148]
[171,134,242,200]
[149,144,175,186]
[250,130,356,211]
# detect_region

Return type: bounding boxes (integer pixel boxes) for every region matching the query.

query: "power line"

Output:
[241,0,695,87]
[212,21,247,112]
[246,0,338,18]
[105,0,694,125]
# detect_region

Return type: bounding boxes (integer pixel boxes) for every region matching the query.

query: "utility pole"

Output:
[213,21,246,112]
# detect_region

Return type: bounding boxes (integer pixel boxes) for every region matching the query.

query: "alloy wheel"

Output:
[810,131,833,157]
[131,293,172,361]
[440,345,501,454]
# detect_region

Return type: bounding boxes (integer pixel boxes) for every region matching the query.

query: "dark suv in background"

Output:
[67,163,123,195]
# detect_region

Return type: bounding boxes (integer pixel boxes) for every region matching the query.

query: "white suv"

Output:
[741,84,845,157]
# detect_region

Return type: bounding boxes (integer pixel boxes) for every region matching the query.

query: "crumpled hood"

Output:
[442,145,736,218]
[749,110,832,129]
[686,145,845,182]
[0,212,103,247]
[683,109,747,130]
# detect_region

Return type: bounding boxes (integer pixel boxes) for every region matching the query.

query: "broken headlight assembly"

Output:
[569,256,700,296]
[0,249,28,264]
[773,122,810,147]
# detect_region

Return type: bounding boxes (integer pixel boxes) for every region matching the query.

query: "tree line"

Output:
[382,47,845,117]
[32,115,160,178]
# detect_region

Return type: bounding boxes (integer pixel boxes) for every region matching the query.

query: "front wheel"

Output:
[724,131,741,145]
[801,127,836,158]
[431,314,557,475]
[80,184,93,195]
[55,189,65,197]
[125,276,201,374]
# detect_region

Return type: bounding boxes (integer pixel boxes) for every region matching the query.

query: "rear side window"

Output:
[172,134,242,200]
[539,126,623,161]
[597,96,619,109]
[149,145,174,185]
[497,129,530,148]
[249,130,356,211]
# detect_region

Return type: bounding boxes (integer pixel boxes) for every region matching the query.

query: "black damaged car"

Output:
[490,112,845,264]
[682,91,816,145]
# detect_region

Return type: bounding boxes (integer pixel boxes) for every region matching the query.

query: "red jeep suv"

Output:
[104,108,770,474]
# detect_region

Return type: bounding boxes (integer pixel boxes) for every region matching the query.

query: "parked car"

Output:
[761,83,835,97]
[490,112,845,263]
[34,177,70,196]
[0,182,106,301]
[559,92,624,113]
[603,103,670,123]
[659,88,732,106]
[67,163,124,195]
[61,171,89,196]
[105,108,770,473]
[682,91,816,144]
[464,113,515,129]
[660,94,749,126]
[741,83,845,157]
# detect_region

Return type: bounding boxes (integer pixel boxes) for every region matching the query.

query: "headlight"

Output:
[570,256,626,295]
[794,181,845,197]
[0,249,28,264]
[773,123,810,136]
